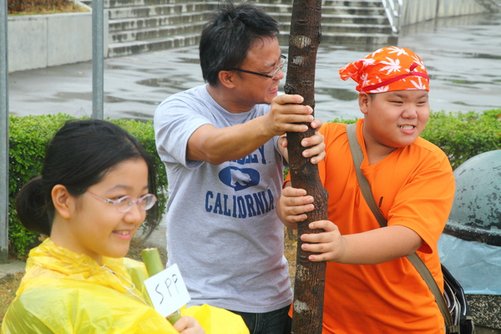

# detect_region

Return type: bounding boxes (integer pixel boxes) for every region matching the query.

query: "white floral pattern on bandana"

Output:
[339,46,430,93]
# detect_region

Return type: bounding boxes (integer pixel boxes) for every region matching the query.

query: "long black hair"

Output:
[16,119,159,237]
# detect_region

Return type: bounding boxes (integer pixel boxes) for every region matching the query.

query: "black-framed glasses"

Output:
[87,191,157,213]
[229,55,286,79]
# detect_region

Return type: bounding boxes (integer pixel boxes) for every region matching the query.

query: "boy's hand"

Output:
[300,220,345,263]
[277,186,315,228]
[278,115,325,164]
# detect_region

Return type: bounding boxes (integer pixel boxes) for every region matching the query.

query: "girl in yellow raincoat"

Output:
[1,120,248,334]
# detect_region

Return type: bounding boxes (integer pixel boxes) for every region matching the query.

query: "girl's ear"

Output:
[359,93,370,115]
[51,184,74,220]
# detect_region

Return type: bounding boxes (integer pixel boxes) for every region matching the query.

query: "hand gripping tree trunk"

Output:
[284,1,327,333]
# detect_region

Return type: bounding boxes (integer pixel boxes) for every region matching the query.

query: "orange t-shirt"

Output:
[315,119,455,333]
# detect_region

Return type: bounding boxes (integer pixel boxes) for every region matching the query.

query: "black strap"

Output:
[346,123,456,332]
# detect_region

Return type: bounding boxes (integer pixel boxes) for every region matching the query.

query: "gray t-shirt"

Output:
[154,85,292,313]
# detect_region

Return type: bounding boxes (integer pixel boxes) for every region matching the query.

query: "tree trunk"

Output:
[284,1,327,333]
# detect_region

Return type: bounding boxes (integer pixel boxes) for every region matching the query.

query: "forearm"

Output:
[339,225,422,264]
[187,115,275,164]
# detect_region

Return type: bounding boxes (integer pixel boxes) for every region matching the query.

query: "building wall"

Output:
[6,0,490,73]
[7,12,103,73]
[401,0,487,26]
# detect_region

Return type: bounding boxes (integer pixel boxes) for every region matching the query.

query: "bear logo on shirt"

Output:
[218,166,260,191]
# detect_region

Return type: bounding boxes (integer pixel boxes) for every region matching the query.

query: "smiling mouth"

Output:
[114,230,133,237]
[399,125,416,129]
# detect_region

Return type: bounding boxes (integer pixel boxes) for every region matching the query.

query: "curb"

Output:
[0,260,25,280]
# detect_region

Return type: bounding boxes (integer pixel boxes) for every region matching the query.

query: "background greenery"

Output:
[8,114,168,258]
[7,0,86,15]
[6,110,501,259]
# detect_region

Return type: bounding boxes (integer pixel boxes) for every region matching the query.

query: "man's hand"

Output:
[263,94,314,136]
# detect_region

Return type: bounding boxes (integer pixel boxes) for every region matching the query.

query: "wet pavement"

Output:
[7,12,501,122]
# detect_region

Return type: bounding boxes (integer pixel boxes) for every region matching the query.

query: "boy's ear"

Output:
[51,184,74,219]
[359,93,370,115]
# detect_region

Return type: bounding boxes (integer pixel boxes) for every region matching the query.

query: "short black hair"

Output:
[199,2,280,85]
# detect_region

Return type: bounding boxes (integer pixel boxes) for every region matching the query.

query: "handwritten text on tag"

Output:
[144,263,190,317]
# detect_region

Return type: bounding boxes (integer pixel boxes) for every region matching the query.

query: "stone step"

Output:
[105,0,396,58]
[107,33,200,57]
[107,29,398,58]
[273,12,389,25]
[324,0,384,5]
[252,0,383,5]
[105,0,217,9]
[107,3,217,20]
[108,9,387,33]
[110,22,205,43]
[108,12,209,32]
[277,32,398,49]
[255,3,387,16]
[305,22,393,34]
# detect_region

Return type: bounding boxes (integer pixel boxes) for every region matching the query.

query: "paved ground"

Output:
[2,10,501,278]
[0,260,24,279]
[7,12,501,123]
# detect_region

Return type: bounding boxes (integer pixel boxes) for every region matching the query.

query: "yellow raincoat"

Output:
[1,239,248,334]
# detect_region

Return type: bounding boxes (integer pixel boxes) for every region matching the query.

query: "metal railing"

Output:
[0,1,104,262]
[381,0,403,34]
[1,0,8,262]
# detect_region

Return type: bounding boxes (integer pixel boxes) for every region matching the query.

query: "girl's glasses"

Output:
[87,191,157,213]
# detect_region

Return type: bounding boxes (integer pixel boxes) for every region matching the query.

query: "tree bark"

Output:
[284,1,327,333]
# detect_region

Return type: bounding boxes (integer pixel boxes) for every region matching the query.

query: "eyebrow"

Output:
[264,54,285,68]
[392,92,428,99]
[104,184,149,193]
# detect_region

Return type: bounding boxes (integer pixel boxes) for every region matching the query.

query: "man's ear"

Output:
[359,93,370,115]
[218,70,237,88]
[51,184,74,220]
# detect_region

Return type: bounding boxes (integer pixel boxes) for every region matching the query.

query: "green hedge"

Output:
[6,110,501,259]
[8,115,168,259]
[7,0,84,14]
[422,109,500,169]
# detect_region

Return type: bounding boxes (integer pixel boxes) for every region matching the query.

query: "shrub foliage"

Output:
[8,0,83,14]
[6,110,501,258]
[8,115,168,259]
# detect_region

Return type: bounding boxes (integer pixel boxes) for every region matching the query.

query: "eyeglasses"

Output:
[87,191,157,213]
[229,55,286,79]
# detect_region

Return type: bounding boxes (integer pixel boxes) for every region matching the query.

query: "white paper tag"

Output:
[144,263,191,317]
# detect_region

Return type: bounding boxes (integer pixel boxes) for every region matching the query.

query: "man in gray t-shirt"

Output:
[154,4,324,333]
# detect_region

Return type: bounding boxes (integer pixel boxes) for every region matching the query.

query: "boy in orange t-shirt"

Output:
[278,46,455,333]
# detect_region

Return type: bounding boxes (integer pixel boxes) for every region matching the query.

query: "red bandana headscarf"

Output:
[339,46,430,93]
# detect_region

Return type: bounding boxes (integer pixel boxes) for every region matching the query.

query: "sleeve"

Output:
[181,304,250,334]
[2,280,179,334]
[1,300,55,334]
[389,150,455,253]
[154,94,211,168]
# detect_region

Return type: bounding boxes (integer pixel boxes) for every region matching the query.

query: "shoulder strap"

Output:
[346,123,455,331]
[346,123,386,226]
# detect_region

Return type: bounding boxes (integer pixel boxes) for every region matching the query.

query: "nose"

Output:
[124,203,146,225]
[273,68,285,81]
[401,104,418,118]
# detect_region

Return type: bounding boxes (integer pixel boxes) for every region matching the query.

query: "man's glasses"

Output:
[229,55,286,79]
[87,191,157,213]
